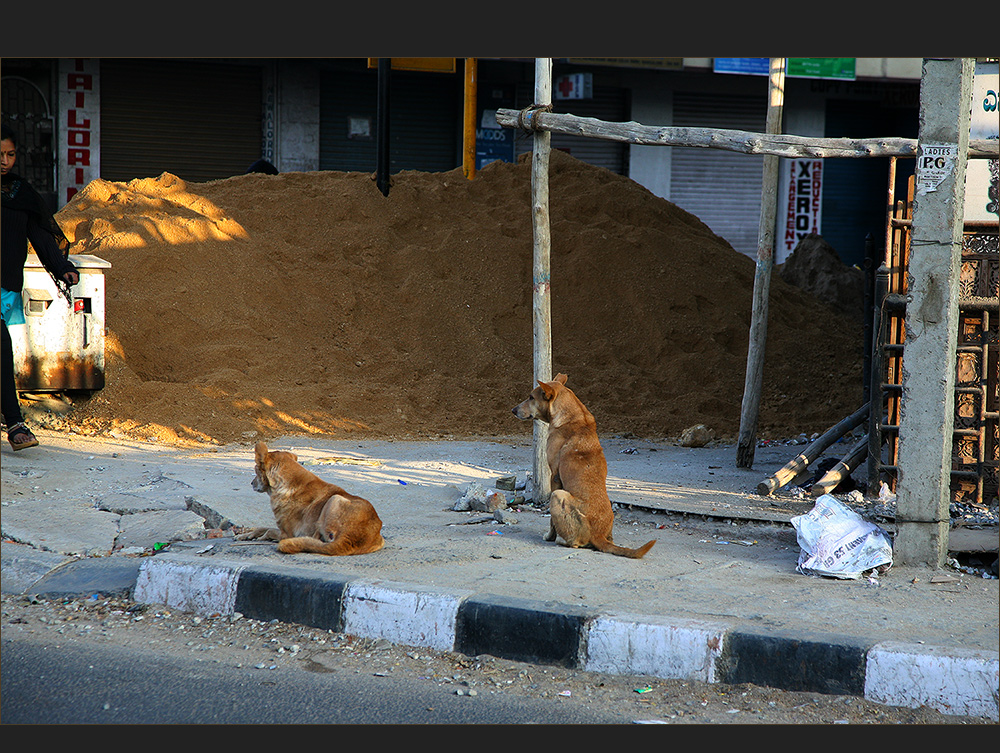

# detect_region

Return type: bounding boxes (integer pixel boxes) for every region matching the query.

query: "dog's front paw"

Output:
[235,526,278,541]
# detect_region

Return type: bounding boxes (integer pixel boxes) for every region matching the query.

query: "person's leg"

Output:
[1,319,23,427]
[2,320,37,449]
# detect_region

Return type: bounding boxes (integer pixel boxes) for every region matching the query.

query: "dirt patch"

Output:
[778,233,866,320]
[44,150,864,447]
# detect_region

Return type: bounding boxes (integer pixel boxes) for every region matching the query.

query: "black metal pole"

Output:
[867,262,890,496]
[862,232,876,405]
[376,58,390,197]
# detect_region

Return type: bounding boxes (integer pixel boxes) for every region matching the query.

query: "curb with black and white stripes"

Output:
[135,554,999,721]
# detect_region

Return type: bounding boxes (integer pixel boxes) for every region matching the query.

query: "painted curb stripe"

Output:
[234,568,346,632]
[455,594,591,668]
[719,630,870,697]
[129,557,999,718]
[584,613,728,684]
[134,557,244,617]
[342,581,468,652]
[865,642,1000,721]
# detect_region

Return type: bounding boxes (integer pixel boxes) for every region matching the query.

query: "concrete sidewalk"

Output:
[2,429,997,720]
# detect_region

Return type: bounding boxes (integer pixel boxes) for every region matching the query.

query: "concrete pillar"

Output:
[893,58,974,567]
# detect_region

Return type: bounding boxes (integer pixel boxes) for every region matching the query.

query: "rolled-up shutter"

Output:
[669,92,766,258]
[99,59,263,183]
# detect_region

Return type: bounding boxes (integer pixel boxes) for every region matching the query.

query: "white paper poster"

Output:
[965,61,999,221]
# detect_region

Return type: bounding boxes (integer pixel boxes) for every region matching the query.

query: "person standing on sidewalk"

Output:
[1,123,79,450]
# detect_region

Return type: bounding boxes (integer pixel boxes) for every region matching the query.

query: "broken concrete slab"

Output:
[116,509,209,551]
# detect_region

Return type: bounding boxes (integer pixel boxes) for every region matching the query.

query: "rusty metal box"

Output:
[10,253,111,392]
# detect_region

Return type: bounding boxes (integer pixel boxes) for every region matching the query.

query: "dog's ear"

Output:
[537,380,558,400]
[255,441,268,462]
[553,372,568,385]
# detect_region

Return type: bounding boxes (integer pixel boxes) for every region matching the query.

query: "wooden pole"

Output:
[810,435,870,496]
[463,58,477,180]
[494,108,998,159]
[531,58,553,504]
[736,58,785,469]
[757,401,870,496]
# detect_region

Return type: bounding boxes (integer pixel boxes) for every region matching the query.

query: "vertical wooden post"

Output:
[736,58,785,468]
[893,57,973,567]
[531,58,553,504]
[463,58,477,180]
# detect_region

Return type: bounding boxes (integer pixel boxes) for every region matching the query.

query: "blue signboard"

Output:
[476,109,515,169]
[713,58,770,76]
[714,58,856,80]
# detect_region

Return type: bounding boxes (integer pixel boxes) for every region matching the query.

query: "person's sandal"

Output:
[7,422,39,451]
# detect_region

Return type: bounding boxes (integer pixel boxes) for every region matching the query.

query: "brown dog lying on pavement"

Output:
[512,373,656,559]
[235,441,385,555]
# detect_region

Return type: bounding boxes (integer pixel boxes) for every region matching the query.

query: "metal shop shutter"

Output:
[100,60,263,183]
[823,99,918,268]
[514,83,628,175]
[669,92,766,258]
[319,69,460,174]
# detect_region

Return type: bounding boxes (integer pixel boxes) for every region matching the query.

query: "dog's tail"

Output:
[277,534,385,556]
[594,536,656,559]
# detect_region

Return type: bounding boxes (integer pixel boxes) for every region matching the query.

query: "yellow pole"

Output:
[463,58,477,180]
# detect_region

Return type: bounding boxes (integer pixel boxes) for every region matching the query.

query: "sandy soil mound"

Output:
[47,150,864,446]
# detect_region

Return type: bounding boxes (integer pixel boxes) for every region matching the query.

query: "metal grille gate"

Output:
[868,156,1000,507]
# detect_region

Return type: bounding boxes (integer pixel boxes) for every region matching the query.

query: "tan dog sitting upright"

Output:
[513,373,656,559]
[236,441,385,556]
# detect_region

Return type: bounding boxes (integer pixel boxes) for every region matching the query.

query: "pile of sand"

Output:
[778,233,866,320]
[48,150,864,446]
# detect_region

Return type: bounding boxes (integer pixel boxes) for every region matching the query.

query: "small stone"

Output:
[494,508,517,524]
[456,481,491,512]
[678,424,714,447]
[485,491,508,512]
[496,476,516,491]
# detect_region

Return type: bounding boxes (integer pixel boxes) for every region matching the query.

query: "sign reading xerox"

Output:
[777,158,824,262]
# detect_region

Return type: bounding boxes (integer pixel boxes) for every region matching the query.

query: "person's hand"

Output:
[63,271,79,286]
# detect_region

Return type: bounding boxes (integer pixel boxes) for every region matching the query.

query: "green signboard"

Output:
[786,58,855,80]
[714,58,856,80]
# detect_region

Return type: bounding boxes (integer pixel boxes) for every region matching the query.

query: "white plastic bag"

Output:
[790,494,893,579]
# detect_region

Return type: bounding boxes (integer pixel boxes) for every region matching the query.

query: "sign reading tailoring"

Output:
[57,58,100,206]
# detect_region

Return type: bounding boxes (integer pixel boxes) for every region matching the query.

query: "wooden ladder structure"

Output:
[868,156,1000,507]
